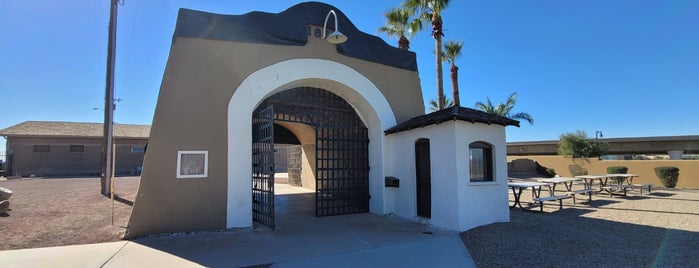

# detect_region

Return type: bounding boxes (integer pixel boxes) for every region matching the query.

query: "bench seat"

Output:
[602,185,632,197]
[533,195,571,212]
[565,188,594,203]
[628,183,652,194]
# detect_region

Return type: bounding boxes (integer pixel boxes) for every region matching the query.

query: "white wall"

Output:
[384,123,460,229]
[454,121,510,231]
[384,121,510,231]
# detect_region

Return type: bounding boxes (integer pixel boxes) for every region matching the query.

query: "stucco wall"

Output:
[385,121,510,231]
[127,26,423,237]
[508,156,699,188]
[455,122,510,231]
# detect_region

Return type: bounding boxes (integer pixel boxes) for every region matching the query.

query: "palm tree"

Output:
[403,0,452,110]
[442,40,463,107]
[474,92,534,124]
[378,8,416,50]
[428,97,453,112]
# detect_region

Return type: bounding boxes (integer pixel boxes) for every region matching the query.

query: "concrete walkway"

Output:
[0,184,475,267]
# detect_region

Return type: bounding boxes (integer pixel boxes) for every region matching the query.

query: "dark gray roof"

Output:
[385,106,520,135]
[0,121,150,139]
[174,2,418,71]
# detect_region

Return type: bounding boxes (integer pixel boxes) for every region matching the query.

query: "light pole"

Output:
[595,131,603,159]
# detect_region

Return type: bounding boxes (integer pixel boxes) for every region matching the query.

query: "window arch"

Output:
[469,141,493,182]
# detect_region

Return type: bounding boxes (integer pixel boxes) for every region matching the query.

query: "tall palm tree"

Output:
[403,0,452,110]
[428,97,453,112]
[474,92,534,124]
[442,40,463,107]
[378,7,416,50]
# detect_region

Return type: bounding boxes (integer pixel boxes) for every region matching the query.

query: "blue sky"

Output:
[1,0,697,154]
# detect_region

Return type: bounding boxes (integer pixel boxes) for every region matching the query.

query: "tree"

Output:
[378,7,416,50]
[474,92,534,124]
[428,97,453,112]
[558,130,608,158]
[403,0,452,110]
[442,40,463,107]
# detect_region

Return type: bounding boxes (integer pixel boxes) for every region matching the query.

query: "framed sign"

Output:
[177,151,208,178]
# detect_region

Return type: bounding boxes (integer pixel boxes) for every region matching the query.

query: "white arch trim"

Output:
[227,58,397,227]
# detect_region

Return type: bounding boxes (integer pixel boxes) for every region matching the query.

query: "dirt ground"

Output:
[0,177,139,250]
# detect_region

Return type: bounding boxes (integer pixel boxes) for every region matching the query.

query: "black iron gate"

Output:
[252,105,275,229]
[316,126,369,216]
[287,145,302,186]
[254,87,370,222]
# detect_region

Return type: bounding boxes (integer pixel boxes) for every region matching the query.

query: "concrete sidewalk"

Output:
[0,184,475,267]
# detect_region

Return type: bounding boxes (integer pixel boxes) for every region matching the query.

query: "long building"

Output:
[0,121,150,177]
[507,135,699,158]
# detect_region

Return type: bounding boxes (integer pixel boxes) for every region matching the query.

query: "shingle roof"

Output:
[0,121,150,139]
[385,106,520,135]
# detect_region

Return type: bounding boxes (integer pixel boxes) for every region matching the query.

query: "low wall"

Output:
[507,156,699,189]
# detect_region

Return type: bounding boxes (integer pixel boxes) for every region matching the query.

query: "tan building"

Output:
[126,2,519,238]
[0,121,150,177]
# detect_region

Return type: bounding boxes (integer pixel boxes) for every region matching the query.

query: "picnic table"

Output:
[575,175,606,190]
[607,174,640,185]
[508,181,571,212]
[536,177,581,192]
[508,181,550,209]
[576,174,641,197]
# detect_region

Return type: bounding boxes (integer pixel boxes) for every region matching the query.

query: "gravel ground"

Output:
[0,176,138,250]
[461,187,699,267]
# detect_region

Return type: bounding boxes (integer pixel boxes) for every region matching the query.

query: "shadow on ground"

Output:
[126,187,472,267]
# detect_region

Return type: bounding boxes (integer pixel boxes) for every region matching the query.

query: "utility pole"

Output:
[101,0,119,195]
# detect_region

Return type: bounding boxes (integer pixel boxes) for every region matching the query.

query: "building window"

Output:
[469,141,493,182]
[131,146,145,154]
[177,151,208,178]
[33,145,50,152]
[69,145,84,153]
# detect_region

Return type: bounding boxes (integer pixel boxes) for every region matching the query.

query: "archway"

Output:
[252,87,370,229]
[227,59,397,228]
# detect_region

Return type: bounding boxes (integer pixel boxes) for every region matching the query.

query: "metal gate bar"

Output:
[252,105,275,229]
[253,87,369,221]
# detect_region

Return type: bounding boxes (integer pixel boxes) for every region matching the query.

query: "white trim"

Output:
[176,150,209,179]
[227,59,397,228]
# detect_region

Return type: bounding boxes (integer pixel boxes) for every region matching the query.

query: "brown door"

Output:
[415,139,431,218]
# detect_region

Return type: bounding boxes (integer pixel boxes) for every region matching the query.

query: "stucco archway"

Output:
[227,58,397,228]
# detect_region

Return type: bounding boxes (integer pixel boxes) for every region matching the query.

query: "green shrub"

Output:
[568,164,588,176]
[535,162,556,178]
[654,166,680,188]
[606,166,628,174]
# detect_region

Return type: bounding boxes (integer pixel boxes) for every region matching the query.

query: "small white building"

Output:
[384,107,518,231]
[126,2,518,238]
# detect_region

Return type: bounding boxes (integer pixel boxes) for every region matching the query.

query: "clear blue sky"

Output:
[1,0,697,154]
